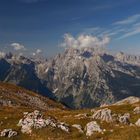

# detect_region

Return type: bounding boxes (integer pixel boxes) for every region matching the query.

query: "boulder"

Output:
[72,124,83,133]
[0,129,17,138]
[45,117,57,127]
[34,118,47,129]
[21,125,32,134]
[119,113,130,125]
[18,110,47,134]
[85,121,102,136]
[133,107,140,114]
[135,119,140,127]
[57,122,69,132]
[92,108,113,123]
[18,110,70,134]
[75,113,88,119]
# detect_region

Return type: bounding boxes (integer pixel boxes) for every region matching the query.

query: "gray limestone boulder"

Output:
[72,124,84,133]
[135,119,140,127]
[0,129,17,138]
[92,108,113,123]
[119,113,130,125]
[133,107,140,114]
[85,121,102,136]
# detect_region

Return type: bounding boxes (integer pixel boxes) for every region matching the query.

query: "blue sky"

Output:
[0,0,140,57]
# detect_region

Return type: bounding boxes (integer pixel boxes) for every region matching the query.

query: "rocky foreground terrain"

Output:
[0,48,140,108]
[0,83,140,140]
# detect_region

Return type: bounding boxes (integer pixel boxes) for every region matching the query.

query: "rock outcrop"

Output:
[72,124,84,133]
[85,121,102,136]
[74,113,88,119]
[118,113,130,125]
[92,108,113,123]
[135,119,140,127]
[1,50,140,109]
[133,107,140,114]
[18,110,70,134]
[0,129,17,138]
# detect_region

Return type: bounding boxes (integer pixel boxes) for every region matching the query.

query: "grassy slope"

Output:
[0,83,140,140]
[0,103,140,140]
[0,82,64,110]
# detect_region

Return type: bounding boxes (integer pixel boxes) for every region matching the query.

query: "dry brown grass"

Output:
[0,102,140,140]
[0,82,140,140]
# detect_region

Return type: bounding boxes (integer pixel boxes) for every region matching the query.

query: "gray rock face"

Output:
[116,52,140,65]
[18,110,70,134]
[0,57,54,99]
[92,108,113,123]
[36,48,140,109]
[119,113,130,125]
[1,50,140,109]
[133,107,140,114]
[0,129,17,138]
[85,121,102,136]
[135,119,140,127]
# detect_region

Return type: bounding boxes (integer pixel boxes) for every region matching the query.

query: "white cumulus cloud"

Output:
[61,34,110,49]
[32,49,42,56]
[36,49,42,54]
[10,43,26,51]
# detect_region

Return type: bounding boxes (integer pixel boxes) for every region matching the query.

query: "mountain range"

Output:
[0,48,140,108]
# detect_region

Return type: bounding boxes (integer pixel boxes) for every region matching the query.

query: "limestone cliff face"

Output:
[1,49,140,108]
[36,48,140,108]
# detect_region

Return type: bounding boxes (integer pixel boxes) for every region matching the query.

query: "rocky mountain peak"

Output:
[115,52,140,65]
[0,50,140,109]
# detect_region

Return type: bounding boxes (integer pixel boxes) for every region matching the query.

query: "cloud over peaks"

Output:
[61,34,110,49]
[36,49,42,54]
[10,43,26,51]
[32,49,42,56]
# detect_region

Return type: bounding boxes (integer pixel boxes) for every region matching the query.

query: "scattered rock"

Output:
[0,121,3,126]
[18,110,70,134]
[91,109,95,113]
[110,129,114,132]
[135,119,140,127]
[17,110,46,134]
[0,129,17,138]
[75,113,88,119]
[133,107,140,114]
[119,113,130,125]
[46,117,69,132]
[4,117,8,119]
[57,122,69,132]
[130,123,135,126]
[85,121,102,136]
[72,124,84,133]
[92,108,113,123]
[21,125,32,134]
[45,117,57,128]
